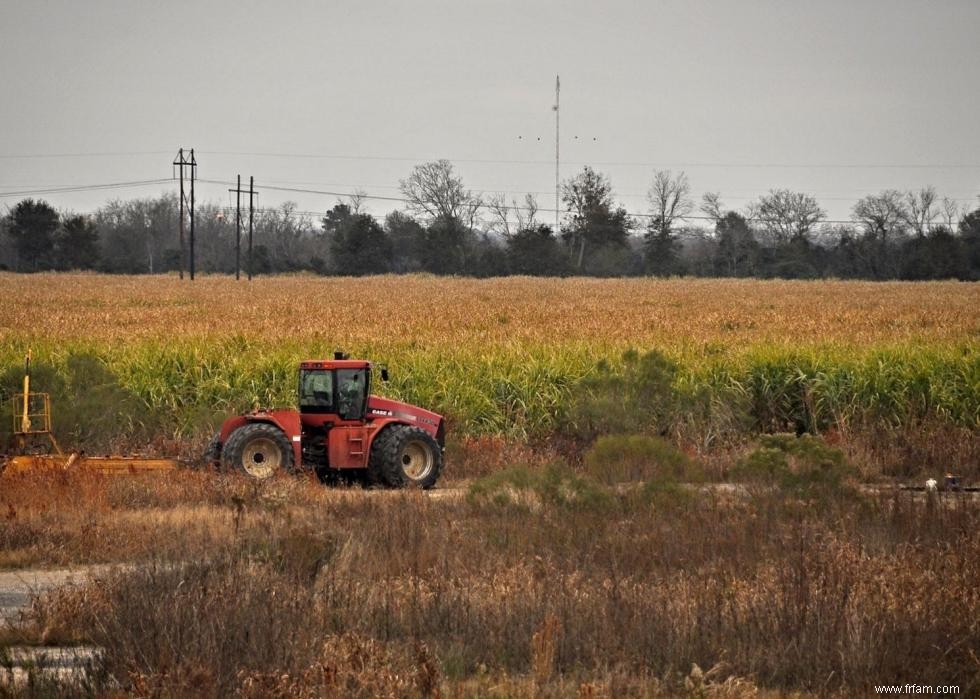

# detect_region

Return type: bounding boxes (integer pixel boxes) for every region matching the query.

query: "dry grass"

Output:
[1,468,978,696]
[1,273,976,348]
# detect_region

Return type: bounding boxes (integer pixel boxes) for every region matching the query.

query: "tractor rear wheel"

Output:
[221,423,293,479]
[369,425,442,489]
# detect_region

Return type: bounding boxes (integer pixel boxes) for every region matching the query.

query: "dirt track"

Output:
[0,566,110,686]
[0,567,110,622]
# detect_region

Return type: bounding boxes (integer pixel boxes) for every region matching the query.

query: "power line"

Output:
[2,176,971,230]
[251,179,980,204]
[0,179,173,198]
[3,148,978,174]
[196,150,980,170]
[2,175,975,205]
[0,151,173,160]
[2,148,979,170]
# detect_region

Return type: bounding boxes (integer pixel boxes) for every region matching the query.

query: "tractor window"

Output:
[336,368,368,420]
[299,370,334,413]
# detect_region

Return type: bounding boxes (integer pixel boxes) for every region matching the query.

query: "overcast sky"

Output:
[1,0,978,226]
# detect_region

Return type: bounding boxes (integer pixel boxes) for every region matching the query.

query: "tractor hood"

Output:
[367,396,443,435]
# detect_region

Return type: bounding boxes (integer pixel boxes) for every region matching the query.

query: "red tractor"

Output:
[206,353,444,488]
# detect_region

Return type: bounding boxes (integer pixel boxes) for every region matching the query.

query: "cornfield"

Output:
[0,273,977,441]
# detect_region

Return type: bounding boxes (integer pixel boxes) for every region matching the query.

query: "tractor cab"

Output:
[299,359,372,421]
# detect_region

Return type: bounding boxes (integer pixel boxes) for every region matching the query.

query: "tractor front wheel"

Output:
[221,423,293,479]
[369,425,443,489]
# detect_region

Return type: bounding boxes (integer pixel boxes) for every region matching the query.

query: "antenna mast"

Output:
[554,74,560,234]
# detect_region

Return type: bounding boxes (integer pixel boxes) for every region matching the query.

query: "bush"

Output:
[584,434,701,485]
[733,433,858,503]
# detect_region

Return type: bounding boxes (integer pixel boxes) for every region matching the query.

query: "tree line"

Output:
[2,160,978,280]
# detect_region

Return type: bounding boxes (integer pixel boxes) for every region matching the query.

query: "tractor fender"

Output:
[366,396,444,445]
[219,410,303,468]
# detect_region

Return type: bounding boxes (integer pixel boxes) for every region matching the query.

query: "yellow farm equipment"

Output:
[3,351,179,476]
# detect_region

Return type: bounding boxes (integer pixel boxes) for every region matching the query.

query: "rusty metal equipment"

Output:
[3,351,179,476]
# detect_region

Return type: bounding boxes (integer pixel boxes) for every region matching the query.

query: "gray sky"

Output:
[2,0,978,226]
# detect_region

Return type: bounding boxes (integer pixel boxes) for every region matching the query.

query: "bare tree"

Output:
[347,189,368,215]
[747,189,825,244]
[516,193,539,232]
[462,195,484,235]
[903,186,938,236]
[486,193,511,237]
[487,192,539,237]
[646,170,693,235]
[941,196,960,228]
[399,159,481,224]
[258,202,314,266]
[700,192,724,225]
[852,190,908,240]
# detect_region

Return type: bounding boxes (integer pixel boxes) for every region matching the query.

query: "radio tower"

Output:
[553,74,560,235]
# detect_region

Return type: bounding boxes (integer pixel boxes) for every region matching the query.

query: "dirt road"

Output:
[0,566,109,687]
[0,566,109,622]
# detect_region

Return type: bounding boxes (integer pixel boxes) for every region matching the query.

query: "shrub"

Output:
[733,433,859,503]
[584,434,701,485]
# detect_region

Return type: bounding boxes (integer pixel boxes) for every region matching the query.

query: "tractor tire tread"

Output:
[220,422,293,478]
[369,424,442,489]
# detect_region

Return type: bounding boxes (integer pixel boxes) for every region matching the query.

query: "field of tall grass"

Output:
[1,467,978,696]
[1,273,976,476]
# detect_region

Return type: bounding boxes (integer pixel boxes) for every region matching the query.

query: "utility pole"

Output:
[229,175,244,280]
[188,148,197,280]
[172,148,189,279]
[248,176,256,281]
[554,74,560,235]
[236,174,241,280]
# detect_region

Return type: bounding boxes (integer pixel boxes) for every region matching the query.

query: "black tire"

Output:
[368,424,443,489]
[203,432,221,467]
[221,423,293,479]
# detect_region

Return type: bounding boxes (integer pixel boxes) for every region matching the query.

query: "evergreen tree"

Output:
[958,208,980,280]
[4,198,58,271]
[713,212,758,277]
[323,204,392,275]
[505,224,569,276]
[56,215,100,270]
[561,166,633,273]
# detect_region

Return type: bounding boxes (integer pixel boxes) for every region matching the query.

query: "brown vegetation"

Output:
[1,274,975,348]
[1,463,978,697]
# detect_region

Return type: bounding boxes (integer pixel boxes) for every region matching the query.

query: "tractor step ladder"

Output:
[348,434,365,458]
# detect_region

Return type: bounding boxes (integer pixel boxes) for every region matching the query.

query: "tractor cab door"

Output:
[335,368,369,421]
[299,367,371,469]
